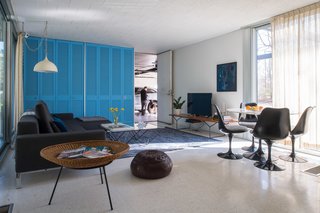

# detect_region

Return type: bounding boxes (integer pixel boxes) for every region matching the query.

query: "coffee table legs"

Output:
[48,166,113,211]
[102,166,113,210]
[49,166,63,205]
[99,167,104,184]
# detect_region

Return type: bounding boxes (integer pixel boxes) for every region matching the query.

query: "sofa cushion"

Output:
[53,117,68,132]
[35,101,54,133]
[63,119,86,131]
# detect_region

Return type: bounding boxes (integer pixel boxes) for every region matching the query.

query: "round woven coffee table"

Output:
[40,140,129,210]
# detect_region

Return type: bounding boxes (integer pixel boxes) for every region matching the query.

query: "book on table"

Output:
[57,146,113,159]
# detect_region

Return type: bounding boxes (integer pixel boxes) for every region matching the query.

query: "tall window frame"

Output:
[0,8,6,154]
[0,1,17,159]
[253,24,273,106]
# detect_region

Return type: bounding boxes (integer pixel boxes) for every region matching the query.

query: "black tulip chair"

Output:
[253,108,290,171]
[279,106,314,163]
[214,104,248,160]
[238,102,259,152]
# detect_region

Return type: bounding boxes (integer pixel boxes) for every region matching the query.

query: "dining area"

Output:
[214,103,315,171]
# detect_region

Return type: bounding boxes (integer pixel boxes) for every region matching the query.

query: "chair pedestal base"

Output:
[243,139,265,162]
[241,145,257,152]
[243,149,265,162]
[254,161,284,171]
[218,151,243,160]
[241,136,257,152]
[279,154,307,163]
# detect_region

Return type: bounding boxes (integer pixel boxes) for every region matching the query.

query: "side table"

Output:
[101,122,157,144]
[101,123,135,141]
[40,140,129,211]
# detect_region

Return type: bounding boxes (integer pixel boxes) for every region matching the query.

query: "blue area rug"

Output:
[111,127,222,158]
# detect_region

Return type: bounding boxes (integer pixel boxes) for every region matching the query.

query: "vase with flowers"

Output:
[109,107,125,126]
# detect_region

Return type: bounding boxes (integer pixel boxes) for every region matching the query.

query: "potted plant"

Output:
[173,97,185,115]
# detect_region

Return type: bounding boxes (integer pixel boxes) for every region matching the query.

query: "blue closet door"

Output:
[24,37,133,123]
[70,42,84,117]
[123,49,134,125]
[55,41,71,113]
[86,44,112,118]
[86,44,98,116]
[85,45,134,125]
[99,46,111,119]
[39,39,55,112]
[23,38,40,110]
[110,47,123,121]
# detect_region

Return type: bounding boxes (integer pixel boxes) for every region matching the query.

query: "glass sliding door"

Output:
[0,11,6,152]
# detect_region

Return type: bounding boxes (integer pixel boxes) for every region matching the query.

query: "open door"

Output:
[157,51,173,124]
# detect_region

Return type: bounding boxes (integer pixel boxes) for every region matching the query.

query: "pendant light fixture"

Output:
[34,21,58,73]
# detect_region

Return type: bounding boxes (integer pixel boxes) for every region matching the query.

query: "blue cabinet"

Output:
[23,37,134,125]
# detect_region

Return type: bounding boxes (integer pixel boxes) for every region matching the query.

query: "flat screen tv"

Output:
[187,93,212,117]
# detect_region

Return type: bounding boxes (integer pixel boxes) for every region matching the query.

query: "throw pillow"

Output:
[53,117,68,132]
[50,122,61,133]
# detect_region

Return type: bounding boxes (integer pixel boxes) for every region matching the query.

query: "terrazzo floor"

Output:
[1,129,320,213]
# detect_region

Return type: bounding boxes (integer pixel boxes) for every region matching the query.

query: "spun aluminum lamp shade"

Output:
[33,21,58,73]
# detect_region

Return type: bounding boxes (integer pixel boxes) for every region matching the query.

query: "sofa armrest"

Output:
[17,115,39,135]
[15,130,106,173]
[52,113,74,120]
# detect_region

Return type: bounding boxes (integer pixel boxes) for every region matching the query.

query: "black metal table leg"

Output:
[102,166,113,210]
[99,168,104,184]
[127,128,154,144]
[203,122,217,138]
[49,166,63,205]
[172,116,182,129]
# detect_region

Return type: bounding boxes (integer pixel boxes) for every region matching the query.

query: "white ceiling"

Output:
[11,0,318,54]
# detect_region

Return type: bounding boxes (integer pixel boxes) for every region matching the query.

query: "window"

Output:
[0,11,6,152]
[255,25,272,106]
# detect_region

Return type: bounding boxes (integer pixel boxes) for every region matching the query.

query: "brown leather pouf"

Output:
[130,150,173,179]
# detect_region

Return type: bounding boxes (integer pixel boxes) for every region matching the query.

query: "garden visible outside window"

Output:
[256,25,272,107]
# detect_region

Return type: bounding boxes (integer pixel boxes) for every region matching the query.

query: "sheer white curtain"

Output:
[272,3,320,150]
[13,33,24,129]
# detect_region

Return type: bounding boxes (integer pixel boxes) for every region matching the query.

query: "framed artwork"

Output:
[217,62,237,92]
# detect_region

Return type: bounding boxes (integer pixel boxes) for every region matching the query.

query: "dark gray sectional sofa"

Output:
[15,101,110,187]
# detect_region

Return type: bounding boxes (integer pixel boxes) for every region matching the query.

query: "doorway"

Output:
[134,53,157,123]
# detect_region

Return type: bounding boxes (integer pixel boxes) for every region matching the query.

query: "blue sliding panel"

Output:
[39,39,55,112]
[24,37,84,116]
[99,46,110,119]
[70,42,84,117]
[111,48,122,96]
[24,37,133,123]
[86,44,98,116]
[123,49,134,124]
[110,48,123,121]
[85,44,134,125]
[56,41,71,113]
[23,38,40,110]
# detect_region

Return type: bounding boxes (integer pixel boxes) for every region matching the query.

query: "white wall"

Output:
[173,29,244,114]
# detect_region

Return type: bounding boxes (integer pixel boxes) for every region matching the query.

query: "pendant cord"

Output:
[23,21,45,52]
[45,21,48,57]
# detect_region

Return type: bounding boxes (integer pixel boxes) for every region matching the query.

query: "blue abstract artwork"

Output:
[217,62,237,92]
